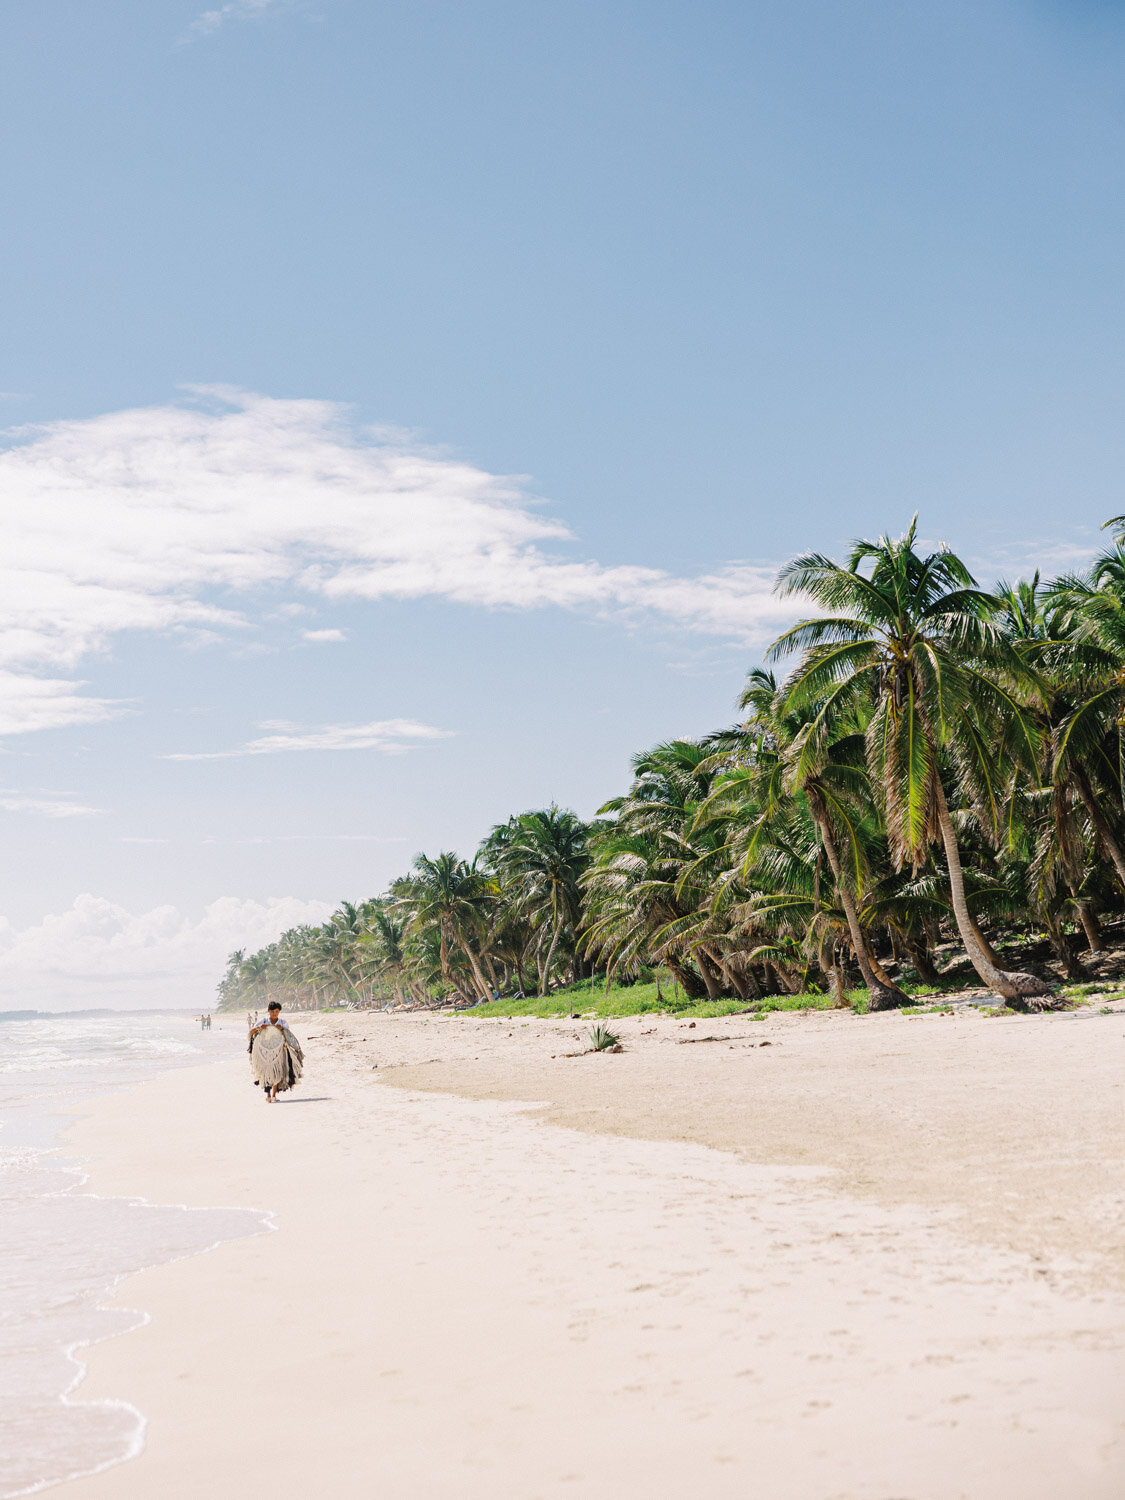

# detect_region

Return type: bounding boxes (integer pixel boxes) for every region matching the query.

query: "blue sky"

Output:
[1,0,1124,1005]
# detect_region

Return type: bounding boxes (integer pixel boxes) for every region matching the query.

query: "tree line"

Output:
[217,518,1125,1016]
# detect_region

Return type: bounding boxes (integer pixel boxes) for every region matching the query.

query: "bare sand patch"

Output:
[51,1005,1125,1499]
[362,1003,1125,1290]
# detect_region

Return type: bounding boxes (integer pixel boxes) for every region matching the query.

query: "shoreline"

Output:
[49,1009,1125,1498]
[0,1016,265,1500]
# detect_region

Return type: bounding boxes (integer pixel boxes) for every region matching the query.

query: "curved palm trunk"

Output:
[695,950,723,999]
[666,959,708,999]
[459,941,491,1000]
[809,799,909,1011]
[481,950,501,996]
[903,932,944,987]
[540,923,562,996]
[818,938,847,1007]
[967,917,1002,969]
[533,928,548,997]
[1072,768,1125,891]
[1074,899,1103,953]
[718,955,757,999]
[1042,907,1088,981]
[934,781,1054,1009]
[758,962,782,997]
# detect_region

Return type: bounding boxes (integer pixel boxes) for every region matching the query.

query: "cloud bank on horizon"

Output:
[0,893,332,1011]
[0,388,790,740]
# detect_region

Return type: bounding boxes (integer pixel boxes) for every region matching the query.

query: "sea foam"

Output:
[0,1013,265,1497]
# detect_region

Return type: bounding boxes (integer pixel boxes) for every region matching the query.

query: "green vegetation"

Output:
[587,1022,622,1051]
[465,975,859,1020]
[218,519,1125,1019]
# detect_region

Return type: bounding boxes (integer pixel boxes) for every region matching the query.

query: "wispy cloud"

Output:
[163,717,454,760]
[275,833,410,842]
[0,791,105,818]
[0,388,1100,746]
[0,388,796,738]
[962,534,1102,582]
[183,0,287,41]
[0,672,123,736]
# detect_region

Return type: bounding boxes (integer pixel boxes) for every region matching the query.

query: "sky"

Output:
[1,0,1124,1007]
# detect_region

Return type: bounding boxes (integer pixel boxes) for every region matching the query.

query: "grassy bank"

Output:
[466,976,857,1021]
[462,973,1125,1021]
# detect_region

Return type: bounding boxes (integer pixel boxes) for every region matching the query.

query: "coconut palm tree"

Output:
[585,741,755,998]
[767,518,1055,1008]
[396,852,497,1000]
[356,905,413,1006]
[237,949,275,1010]
[700,667,909,1009]
[1045,545,1125,889]
[485,807,590,994]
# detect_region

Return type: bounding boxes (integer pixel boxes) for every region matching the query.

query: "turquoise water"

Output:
[0,1013,266,1497]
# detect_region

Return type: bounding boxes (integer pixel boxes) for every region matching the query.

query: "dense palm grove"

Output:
[217,520,1125,1016]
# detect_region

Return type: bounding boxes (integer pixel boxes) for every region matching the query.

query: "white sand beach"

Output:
[55,1004,1125,1499]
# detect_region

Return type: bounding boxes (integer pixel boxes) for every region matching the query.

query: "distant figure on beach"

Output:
[248,1002,304,1103]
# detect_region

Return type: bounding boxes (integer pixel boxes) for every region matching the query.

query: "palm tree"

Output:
[238,949,275,1010]
[486,807,590,995]
[1046,545,1125,888]
[397,852,496,1000]
[356,905,413,1006]
[708,667,909,1009]
[218,519,1125,1016]
[768,518,1055,1008]
[585,741,752,998]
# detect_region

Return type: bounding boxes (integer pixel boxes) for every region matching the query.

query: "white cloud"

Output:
[0,894,332,1010]
[964,535,1101,582]
[184,0,286,41]
[0,388,793,737]
[0,671,124,736]
[276,833,409,842]
[163,716,454,760]
[0,792,105,818]
[301,627,347,643]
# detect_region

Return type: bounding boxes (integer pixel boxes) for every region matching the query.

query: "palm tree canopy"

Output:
[769,516,1037,868]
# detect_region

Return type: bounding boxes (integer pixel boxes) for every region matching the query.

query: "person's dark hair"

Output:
[268,1001,281,1011]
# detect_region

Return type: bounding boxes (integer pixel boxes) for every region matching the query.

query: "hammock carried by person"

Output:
[250,1023,304,1095]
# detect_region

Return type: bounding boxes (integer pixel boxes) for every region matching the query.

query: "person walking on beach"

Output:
[248,1002,304,1102]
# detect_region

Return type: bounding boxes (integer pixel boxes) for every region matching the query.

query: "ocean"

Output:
[0,1012,267,1498]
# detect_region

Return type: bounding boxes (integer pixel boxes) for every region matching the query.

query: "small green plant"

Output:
[588,1022,622,1052]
